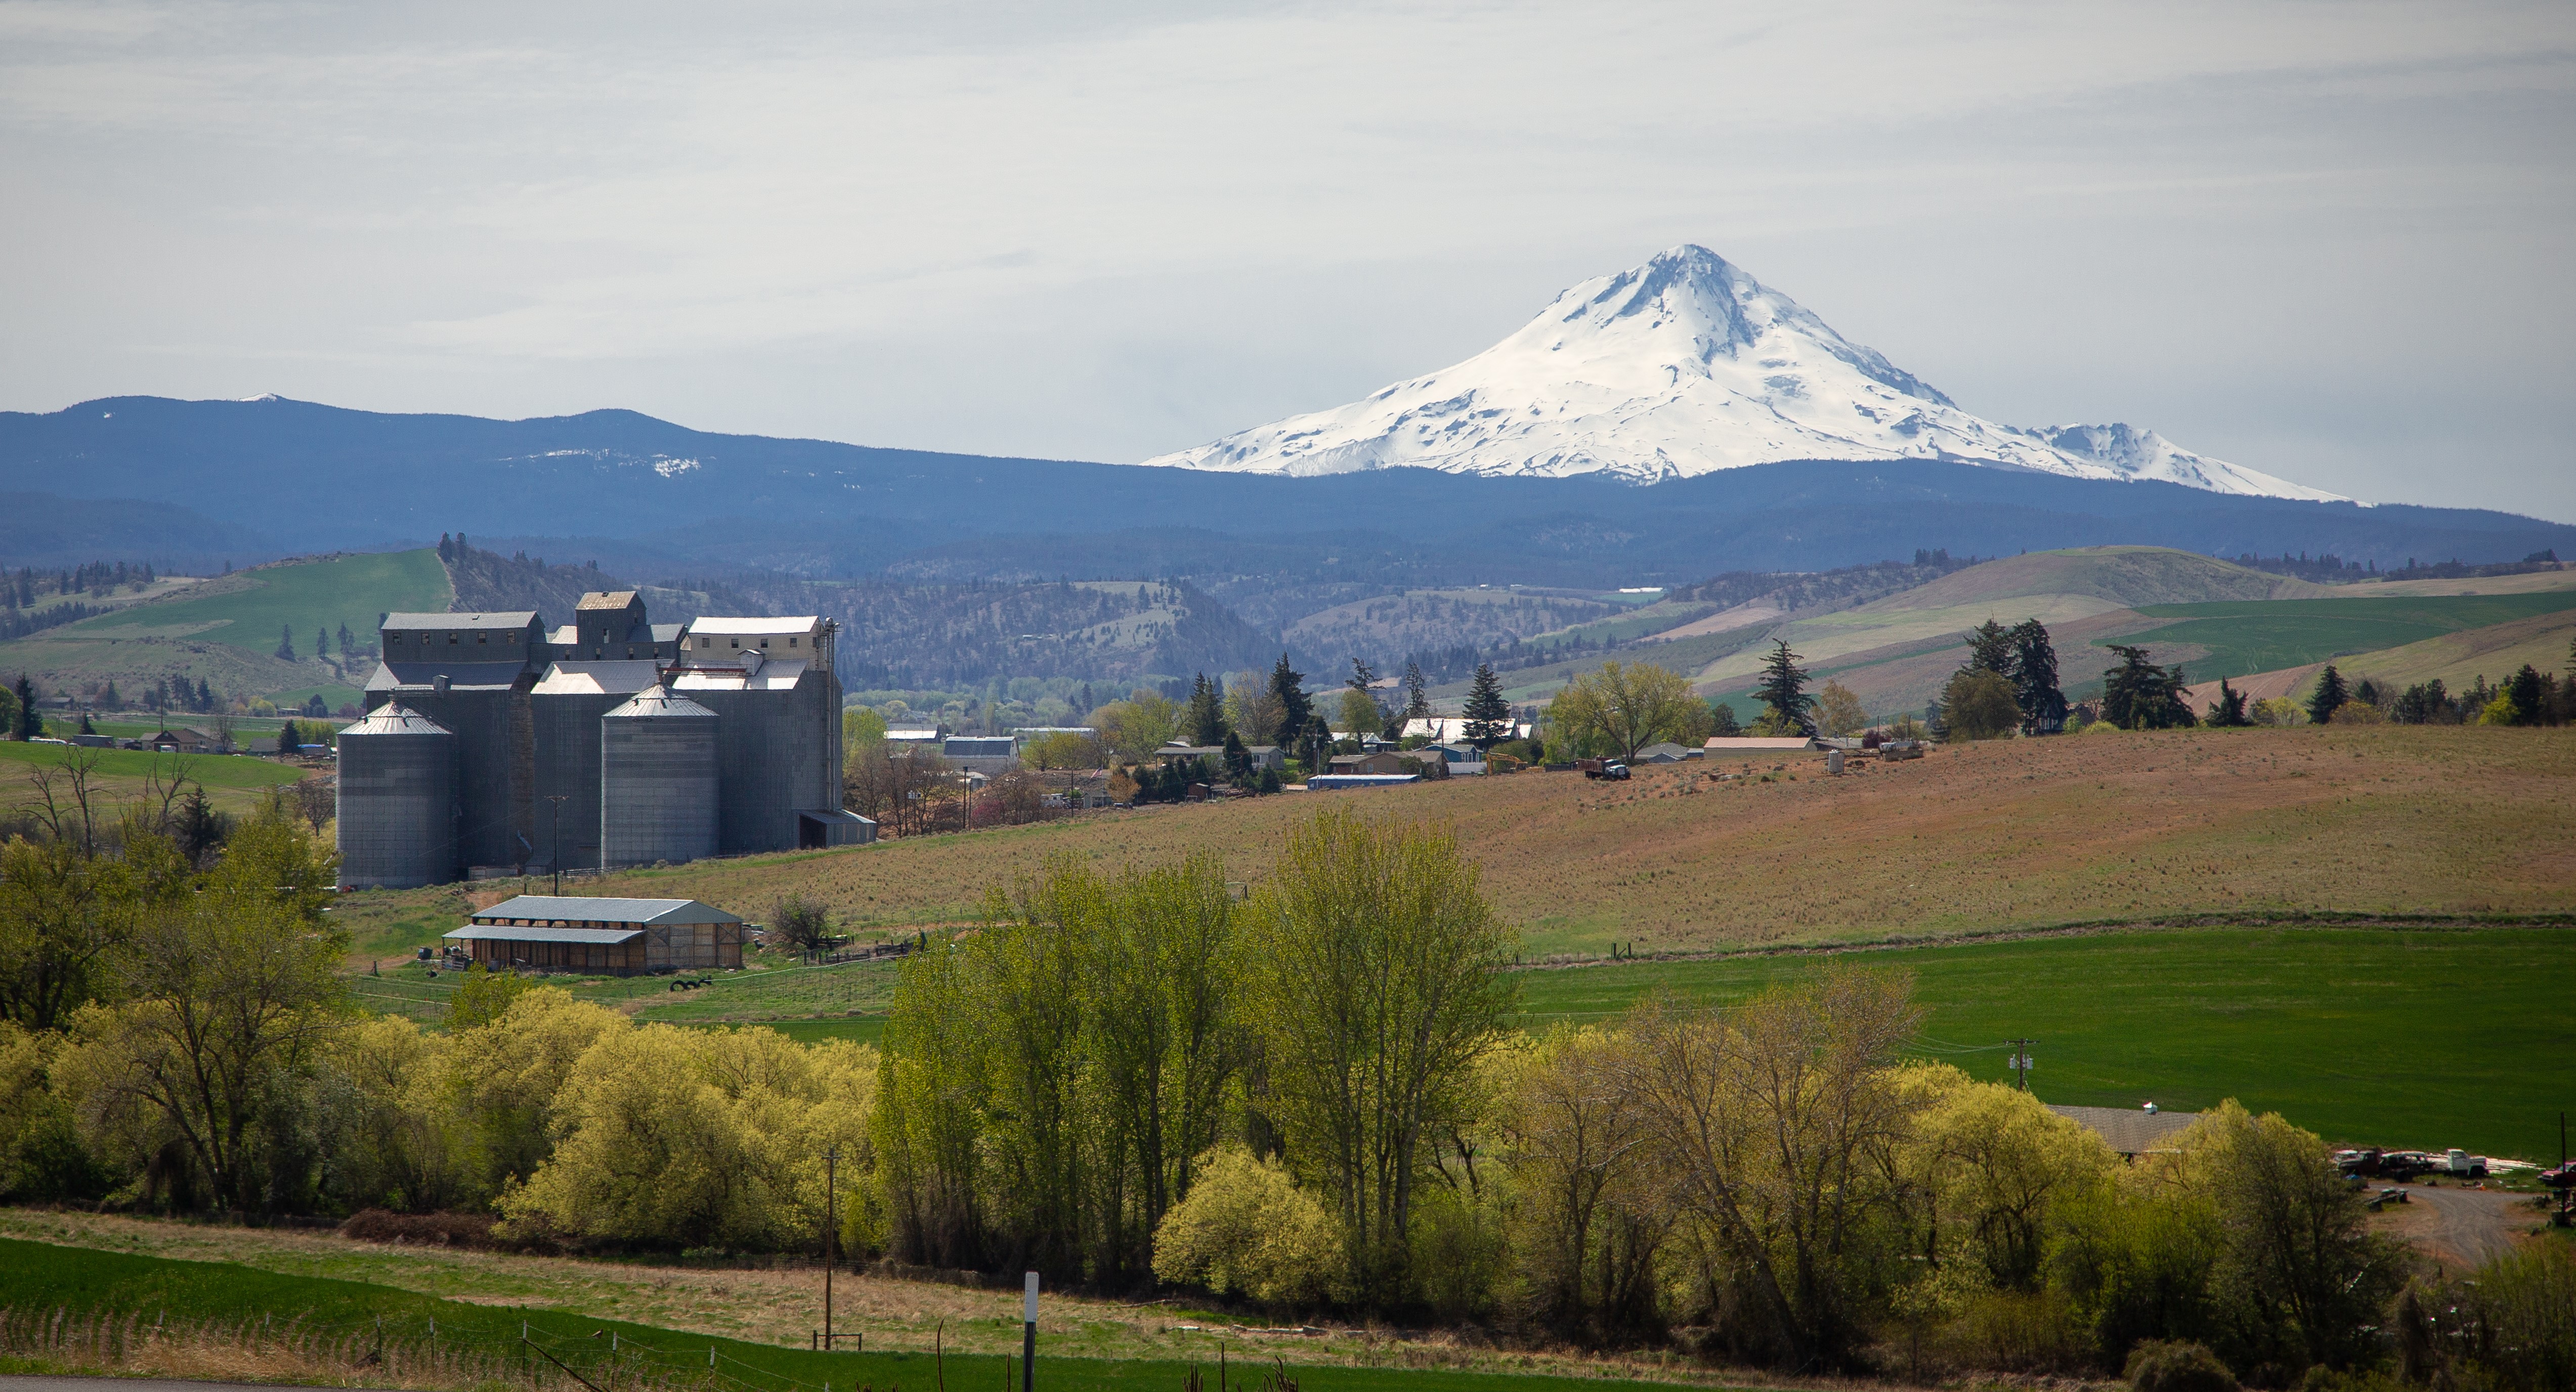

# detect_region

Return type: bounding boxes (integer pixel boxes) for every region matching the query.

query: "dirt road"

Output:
[2378,1182,2540,1269]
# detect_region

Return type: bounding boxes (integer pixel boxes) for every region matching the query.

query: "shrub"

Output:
[1151,1145,1341,1305]
[2126,1339,2239,1392]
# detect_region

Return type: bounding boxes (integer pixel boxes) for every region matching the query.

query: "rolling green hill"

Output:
[0,549,448,707]
[2101,590,2576,683]
[65,549,450,651]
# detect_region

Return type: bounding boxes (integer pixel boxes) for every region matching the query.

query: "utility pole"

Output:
[823,1145,838,1350]
[544,794,569,895]
[1021,1271,1038,1392]
[2007,1038,2035,1091]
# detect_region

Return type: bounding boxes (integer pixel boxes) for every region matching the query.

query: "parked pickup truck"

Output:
[1577,758,1632,781]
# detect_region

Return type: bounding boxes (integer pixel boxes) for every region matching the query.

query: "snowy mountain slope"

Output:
[1142,245,2343,502]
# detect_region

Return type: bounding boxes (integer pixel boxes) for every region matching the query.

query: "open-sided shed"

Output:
[443,894,744,975]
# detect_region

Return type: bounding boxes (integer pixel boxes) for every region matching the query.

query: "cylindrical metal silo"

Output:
[600,684,719,869]
[336,702,458,889]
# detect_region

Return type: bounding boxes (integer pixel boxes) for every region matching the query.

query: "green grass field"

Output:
[0,1238,1685,1392]
[64,550,449,654]
[0,740,312,813]
[2106,591,2576,680]
[1516,926,2572,1163]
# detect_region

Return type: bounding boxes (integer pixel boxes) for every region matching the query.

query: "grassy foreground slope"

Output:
[1518,927,2567,1163]
[0,1236,1705,1391]
[330,726,2576,958]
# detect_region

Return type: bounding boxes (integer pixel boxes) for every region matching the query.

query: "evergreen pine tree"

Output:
[78,711,96,735]
[1186,673,1227,745]
[316,627,330,657]
[1402,660,1431,721]
[2306,664,2349,726]
[195,678,213,712]
[275,623,296,661]
[1962,619,2014,674]
[2007,619,2069,734]
[1269,654,1311,736]
[2207,678,2252,727]
[13,675,37,740]
[101,680,119,709]
[1755,640,1816,735]
[277,721,299,755]
[1461,662,1512,749]
[2103,645,2197,730]
[437,533,453,561]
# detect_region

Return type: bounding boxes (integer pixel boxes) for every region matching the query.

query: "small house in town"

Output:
[1328,749,1416,777]
[442,895,745,975]
[1634,742,1701,763]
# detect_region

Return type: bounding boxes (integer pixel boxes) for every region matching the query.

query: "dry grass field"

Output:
[330,725,2576,957]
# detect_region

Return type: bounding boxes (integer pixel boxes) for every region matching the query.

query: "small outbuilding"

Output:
[2047,1104,2202,1158]
[442,894,746,975]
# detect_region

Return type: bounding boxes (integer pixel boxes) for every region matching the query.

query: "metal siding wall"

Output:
[335,726,456,887]
[407,689,532,869]
[695,684,823,855]
[533,691,617,869]
[602,705,719,868]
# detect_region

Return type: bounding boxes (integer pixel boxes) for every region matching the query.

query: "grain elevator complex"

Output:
[336,590,872,889]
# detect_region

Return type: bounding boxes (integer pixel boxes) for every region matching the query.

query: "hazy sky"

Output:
[5,1,2572,519]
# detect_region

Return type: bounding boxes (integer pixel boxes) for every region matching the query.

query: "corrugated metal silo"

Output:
[600,684,719,868]
[336,702,458,888]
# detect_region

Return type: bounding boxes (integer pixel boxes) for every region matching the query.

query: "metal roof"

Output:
[366,661,535,692]
[532,661,666,696]
[341,703,452,736]
[688,616,822,636]
[443,924,642,945]
[606,684,718,719]
[576,591,641,610]
[469,895,742,925]
[383,611,540,629]
[2047,1105,2201,1155]
[671,662,806,691]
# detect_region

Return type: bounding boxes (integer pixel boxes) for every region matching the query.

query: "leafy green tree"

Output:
[1548,661,1699,760]
[443,963,535,1031]
[1813,681,1867,738]
[2304,665,2348,728]
[1339,658,1382,738]
[1183,673,1226,746]
[1940,668,2021,741]
[2009,619,2070,734]
[1461,662,1513,749]
[1754,640,1815,736]
[2205,678,2252,727]
[1248,808,1519,1305]
[1707,700,1742,737]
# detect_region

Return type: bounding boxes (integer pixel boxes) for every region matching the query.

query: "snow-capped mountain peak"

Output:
[1142,245,2343,502]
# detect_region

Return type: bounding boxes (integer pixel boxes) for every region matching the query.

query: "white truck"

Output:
[2445,1149,2489,1179]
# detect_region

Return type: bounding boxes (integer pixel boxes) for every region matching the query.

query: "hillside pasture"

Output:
[326,726,2576,960]
[63,549,450,652]
[2105,591,2576,685]
[0,740,311,815]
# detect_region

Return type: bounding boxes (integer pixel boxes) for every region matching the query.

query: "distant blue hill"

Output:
[2,395,2567,585]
